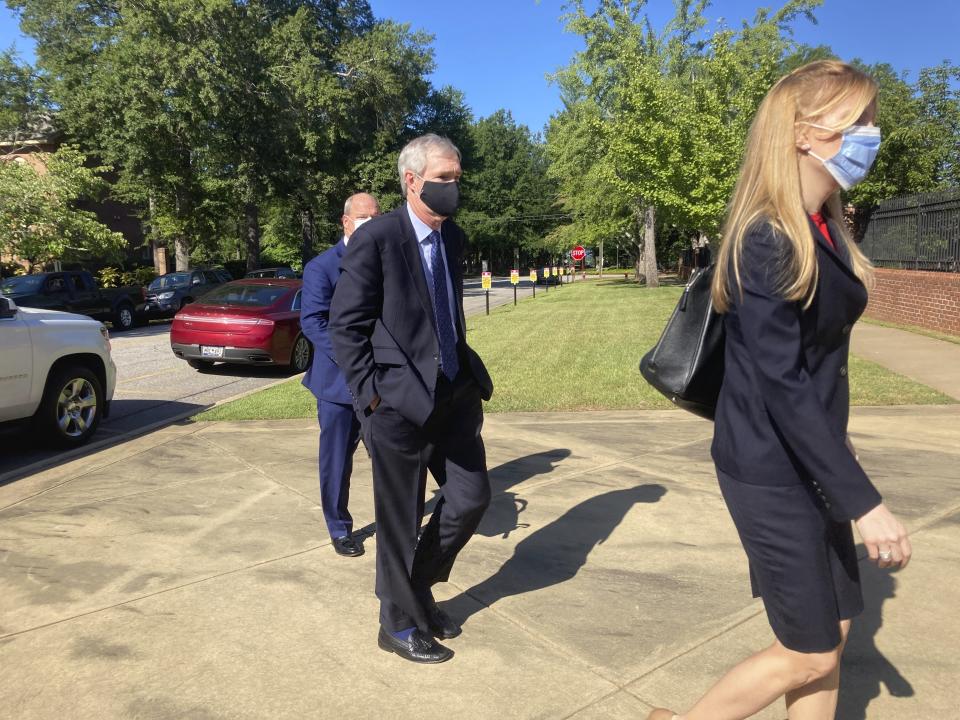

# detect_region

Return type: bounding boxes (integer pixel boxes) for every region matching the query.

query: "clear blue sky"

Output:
[2,0,957,133]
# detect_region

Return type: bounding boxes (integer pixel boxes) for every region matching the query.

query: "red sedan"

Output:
[170,279,311,373]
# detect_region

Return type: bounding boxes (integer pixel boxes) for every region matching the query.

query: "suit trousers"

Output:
[318,399,362,539]
[365,372,491,632]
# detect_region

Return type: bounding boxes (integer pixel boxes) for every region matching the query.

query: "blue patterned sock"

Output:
[391,626,416,641]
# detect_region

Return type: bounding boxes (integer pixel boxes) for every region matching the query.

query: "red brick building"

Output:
[1,125,155,272]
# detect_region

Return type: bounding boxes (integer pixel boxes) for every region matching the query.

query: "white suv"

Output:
[1,296,117,448]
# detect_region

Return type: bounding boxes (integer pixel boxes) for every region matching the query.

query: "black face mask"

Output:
[417,178,460,217]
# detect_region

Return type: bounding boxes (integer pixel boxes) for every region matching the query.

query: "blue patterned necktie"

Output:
[429,231,460,381]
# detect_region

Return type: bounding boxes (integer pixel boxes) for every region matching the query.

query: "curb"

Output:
[0,373,304,486]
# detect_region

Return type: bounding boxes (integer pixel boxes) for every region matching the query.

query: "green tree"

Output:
[9,0,221,269]
[0,49,48,147]
[0,145,125,269]
[274,15,443,259]
[546,0,824,283]
[8,0,448,271]
[846,60,960,235]
[457,109,558,272]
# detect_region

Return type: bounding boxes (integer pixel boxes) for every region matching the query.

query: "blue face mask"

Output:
[805,123,882,190]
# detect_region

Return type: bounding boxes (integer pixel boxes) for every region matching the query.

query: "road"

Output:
[463,275,536,315]
[0,276,546,480]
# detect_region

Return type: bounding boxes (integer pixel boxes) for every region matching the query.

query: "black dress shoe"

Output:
[377,627,453,664]
[426,602,462,640]
[332,535,364,557]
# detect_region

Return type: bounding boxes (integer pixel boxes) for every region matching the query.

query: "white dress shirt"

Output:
[406,203,459,342]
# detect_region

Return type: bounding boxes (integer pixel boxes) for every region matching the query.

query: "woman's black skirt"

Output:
[717,468,864,653]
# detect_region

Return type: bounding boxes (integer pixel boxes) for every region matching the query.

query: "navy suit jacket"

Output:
[711,217,882,522]
[301,239,352,404]
[328,206,493,427]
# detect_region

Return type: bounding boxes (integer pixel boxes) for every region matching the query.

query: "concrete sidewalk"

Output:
[2,406,959,719]
[852,323,960,400]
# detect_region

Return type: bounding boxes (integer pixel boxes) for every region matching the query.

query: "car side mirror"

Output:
[192,278,202,285]
[0,297,18,319]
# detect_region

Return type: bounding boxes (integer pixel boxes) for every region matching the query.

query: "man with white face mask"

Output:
[301,192,381,556]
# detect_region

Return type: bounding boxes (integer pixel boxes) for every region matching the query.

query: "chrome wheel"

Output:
[57,378,98,438]
[291,336,311,373]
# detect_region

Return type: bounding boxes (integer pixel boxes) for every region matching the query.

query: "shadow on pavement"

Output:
[351,450,574,555]
[0,400,206,486]
[422,449,573,538]
[838,565,914,718]
[477,449,572,539]
[450,483,667,624]
[488,449,571,490]
[185,362,298,379]
[99,398,208,423]
[112,321,173,339]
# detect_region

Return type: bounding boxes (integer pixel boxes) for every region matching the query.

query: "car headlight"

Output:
[157,291,175,300]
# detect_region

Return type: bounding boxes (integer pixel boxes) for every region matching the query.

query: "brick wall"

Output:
[865,269,960,336]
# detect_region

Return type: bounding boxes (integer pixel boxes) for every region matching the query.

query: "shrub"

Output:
[97,265,156,288]
[132,266,157,286]
[0,261,28,278]
[97,266,123,288]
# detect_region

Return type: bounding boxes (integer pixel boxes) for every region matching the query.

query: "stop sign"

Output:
[571,245,586,262]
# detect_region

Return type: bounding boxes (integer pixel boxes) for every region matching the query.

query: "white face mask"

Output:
[344,216,372,244]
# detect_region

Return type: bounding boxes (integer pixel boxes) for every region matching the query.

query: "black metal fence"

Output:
[859,189,960,271]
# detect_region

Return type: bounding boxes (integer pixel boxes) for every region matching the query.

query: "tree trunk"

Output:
[174,235,190,272]
[300,206,315,266]
[245,202,260,272]
[643,204,659,288]
[630,202,652,284]
[171,192,190,272]
[148,194,166,275]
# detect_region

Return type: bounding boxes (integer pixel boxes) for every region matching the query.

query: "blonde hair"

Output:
[712,60,876,312]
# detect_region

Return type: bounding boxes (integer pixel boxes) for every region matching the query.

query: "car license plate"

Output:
[201,346,224,358]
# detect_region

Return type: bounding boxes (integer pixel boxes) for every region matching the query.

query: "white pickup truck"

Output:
[0,296,117,448]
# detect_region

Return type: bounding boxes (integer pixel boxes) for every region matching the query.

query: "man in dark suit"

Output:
[300,192,381,557]
[329,134,494,664]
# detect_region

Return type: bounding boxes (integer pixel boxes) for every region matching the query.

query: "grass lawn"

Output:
[195,278,952,421]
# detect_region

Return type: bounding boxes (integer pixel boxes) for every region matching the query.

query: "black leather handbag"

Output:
[639,265,725,420]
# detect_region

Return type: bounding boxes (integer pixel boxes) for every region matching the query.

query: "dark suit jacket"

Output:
[300,239,352,404]
[328,206,493,426]
[711,217,882,522]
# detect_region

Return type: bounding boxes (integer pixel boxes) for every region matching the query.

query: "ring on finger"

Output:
[879,550,892,561]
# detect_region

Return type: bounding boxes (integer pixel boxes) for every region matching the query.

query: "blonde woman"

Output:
[648,61,912,720]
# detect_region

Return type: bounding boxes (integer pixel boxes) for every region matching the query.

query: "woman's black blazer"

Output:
[711,218,882,522]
